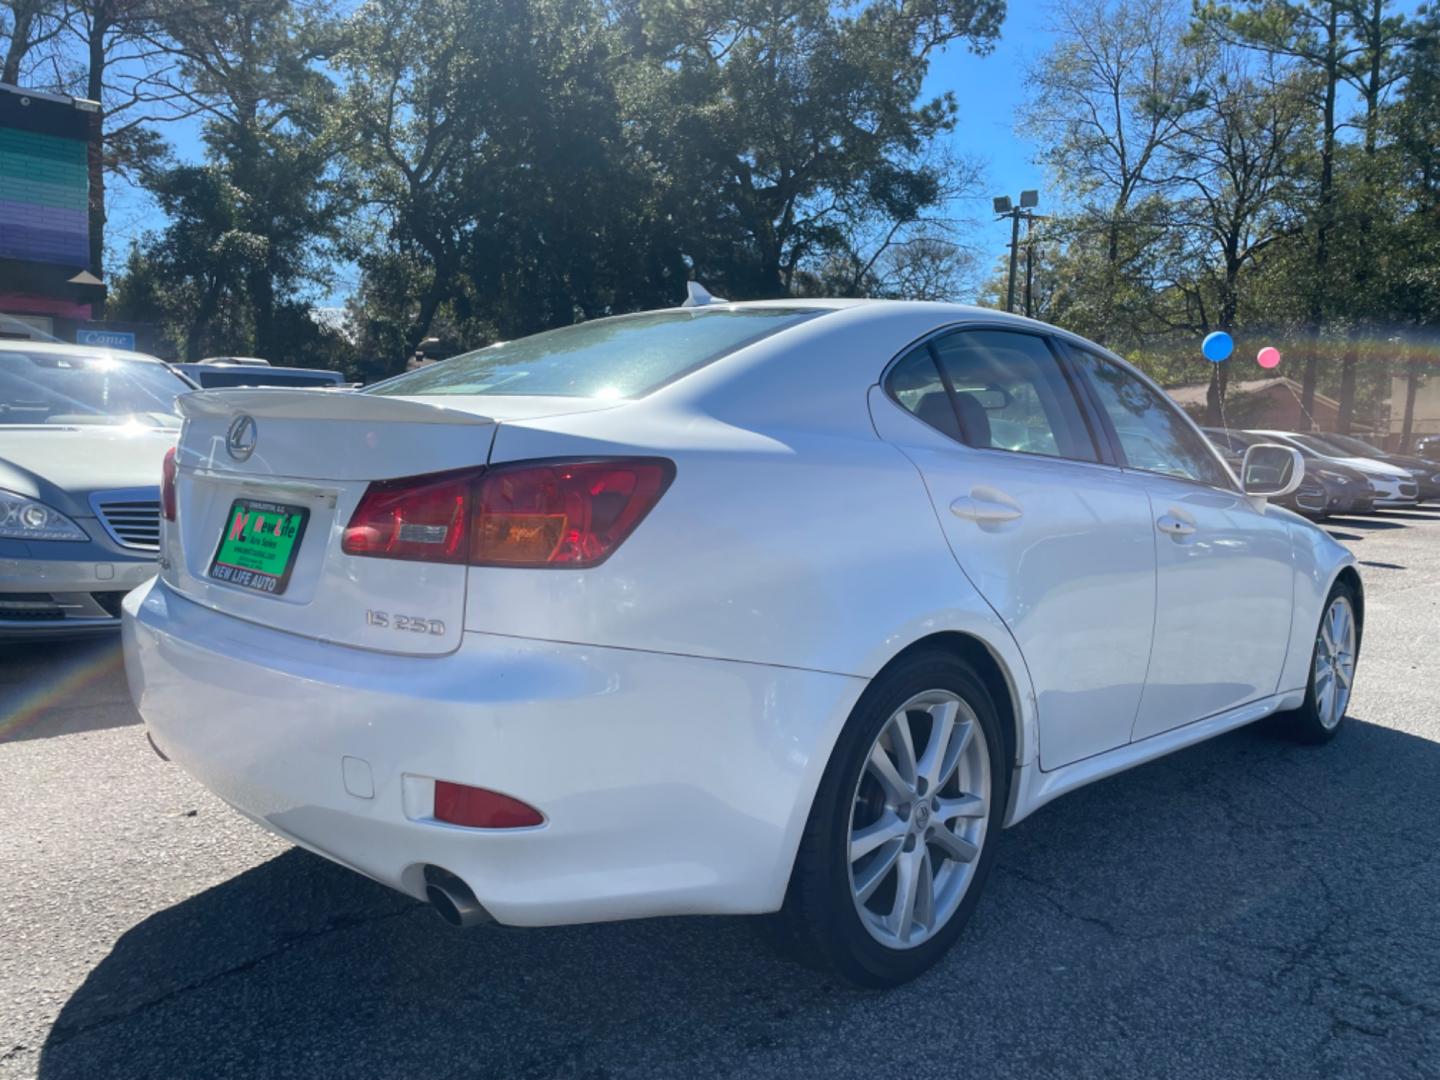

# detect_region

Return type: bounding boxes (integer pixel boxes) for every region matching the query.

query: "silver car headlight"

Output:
[0,489,88,542]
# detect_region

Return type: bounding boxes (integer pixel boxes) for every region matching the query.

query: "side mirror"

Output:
[1241,443,1304,500]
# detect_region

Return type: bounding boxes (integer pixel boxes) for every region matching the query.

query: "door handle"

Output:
[951,491,1023,524]
[1156,513,1196,537]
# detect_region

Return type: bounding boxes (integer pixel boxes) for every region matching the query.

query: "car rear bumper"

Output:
[122,578,863,926]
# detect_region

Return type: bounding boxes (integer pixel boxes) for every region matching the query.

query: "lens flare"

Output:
[0,642,125,742]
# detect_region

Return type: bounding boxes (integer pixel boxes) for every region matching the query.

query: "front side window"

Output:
[887,329,1097,463]
[1070,348,1233,489]
[0,349,187,427]
[368,308,822,400]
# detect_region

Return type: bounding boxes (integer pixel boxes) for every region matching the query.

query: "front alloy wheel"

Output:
[1312,594,1357,732]
[1279,581,1360,744]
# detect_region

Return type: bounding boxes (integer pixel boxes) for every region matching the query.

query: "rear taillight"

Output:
[340,458,673,568]
[433,781,543,828]
[161,447,178,521]
[473,459,674,567]
[340,467,474,563]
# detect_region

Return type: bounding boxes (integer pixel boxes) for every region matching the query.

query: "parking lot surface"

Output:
[3,508,1439,1080]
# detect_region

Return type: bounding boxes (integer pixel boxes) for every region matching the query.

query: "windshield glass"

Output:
[368,308,822,400]
[0,349,188,427]
[1322,433,1383,456]
[1287,433,1349,456]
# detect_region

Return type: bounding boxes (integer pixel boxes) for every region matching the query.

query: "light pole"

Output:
[994,190,1039,314]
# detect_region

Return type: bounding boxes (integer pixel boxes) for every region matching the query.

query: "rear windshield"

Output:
[368,308,822,400]
[188,368,344,389]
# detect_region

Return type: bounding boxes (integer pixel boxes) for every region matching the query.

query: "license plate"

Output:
[208,498,310,596]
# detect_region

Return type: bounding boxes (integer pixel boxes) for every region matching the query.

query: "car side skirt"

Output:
[1004,688,1306,827]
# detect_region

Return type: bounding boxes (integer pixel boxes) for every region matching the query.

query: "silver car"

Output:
[0,341,188,637]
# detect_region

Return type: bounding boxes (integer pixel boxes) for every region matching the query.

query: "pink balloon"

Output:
[1257,346,1281,369]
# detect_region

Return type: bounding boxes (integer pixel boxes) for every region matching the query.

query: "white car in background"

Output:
[0,341,186,636]
[1251,429,1419,508]
[124,300,1361,986]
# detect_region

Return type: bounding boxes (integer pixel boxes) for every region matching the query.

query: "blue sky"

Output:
[923,2,1056,287]
[101,5,1055,308]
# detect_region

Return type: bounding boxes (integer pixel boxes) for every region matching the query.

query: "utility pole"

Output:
[1024,216,1034,318]
[994,190,1040,314]
[1006,210,1021,314]
[1023,212,1049,318]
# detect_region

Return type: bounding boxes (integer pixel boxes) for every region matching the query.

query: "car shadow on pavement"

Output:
[0,636,136,743]
[1322,516,1407,531]
[36,715,1440,1079]
[1369,509,1440,521]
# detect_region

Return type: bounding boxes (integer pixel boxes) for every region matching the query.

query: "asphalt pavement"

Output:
[3,508,1439,1079]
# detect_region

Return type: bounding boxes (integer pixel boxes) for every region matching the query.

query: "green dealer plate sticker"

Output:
[208,499,310,596]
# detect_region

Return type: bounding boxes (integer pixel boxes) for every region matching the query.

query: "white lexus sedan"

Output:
[123,300,1361,986]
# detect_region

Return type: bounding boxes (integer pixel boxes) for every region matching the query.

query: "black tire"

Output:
[774,649,1006,987]
[1276,579,1360,745]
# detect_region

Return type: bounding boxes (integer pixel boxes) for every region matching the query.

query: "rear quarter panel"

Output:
[471,410,1014,680]
[463,305,1041,766]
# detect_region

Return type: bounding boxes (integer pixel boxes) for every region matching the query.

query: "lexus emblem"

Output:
[226,414,257,461]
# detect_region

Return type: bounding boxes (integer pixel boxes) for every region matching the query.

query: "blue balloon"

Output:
[1202,331,1234,362]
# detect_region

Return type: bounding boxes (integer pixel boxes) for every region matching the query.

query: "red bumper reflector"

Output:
[433,781,544,829]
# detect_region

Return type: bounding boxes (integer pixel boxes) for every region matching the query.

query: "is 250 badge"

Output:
[366,609,446,635]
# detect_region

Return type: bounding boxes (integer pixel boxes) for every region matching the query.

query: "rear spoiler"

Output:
[177,388,493,427]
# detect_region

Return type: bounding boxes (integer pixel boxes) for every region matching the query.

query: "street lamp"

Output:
[995,190,1041,315]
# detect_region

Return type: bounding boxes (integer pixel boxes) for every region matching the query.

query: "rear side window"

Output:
[1070,349,1234,489]
[887,348,963,441]
[887,329,1098,463]
[368,308,821,400]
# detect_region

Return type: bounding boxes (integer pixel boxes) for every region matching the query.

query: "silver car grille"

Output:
[91,489,162,551]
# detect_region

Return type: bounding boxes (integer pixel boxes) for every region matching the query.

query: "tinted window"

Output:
[1070,349,1233,488]
[910,330,1097,462]
[0,349,187,427]
[193,369,343,389]
[369,308,821,400]
[886,347,964,441]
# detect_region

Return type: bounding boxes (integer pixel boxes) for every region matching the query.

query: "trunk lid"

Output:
[165,389,496,655]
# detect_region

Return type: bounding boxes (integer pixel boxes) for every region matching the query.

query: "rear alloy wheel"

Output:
[1280,583,1359,744]
[848,690,990,949]
[777,652,1004,986]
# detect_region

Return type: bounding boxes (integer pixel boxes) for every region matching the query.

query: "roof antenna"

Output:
[682,281,728,307]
